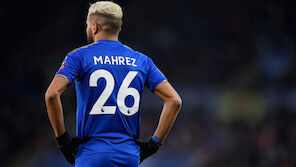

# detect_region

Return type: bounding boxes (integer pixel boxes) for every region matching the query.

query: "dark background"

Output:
[1,0,296,166]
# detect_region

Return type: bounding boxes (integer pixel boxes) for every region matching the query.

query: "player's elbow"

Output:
[45,90,60,102]
[170,95,182,111]
[175,96,182,110]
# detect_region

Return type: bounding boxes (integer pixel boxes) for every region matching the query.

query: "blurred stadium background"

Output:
[2,0,296,166]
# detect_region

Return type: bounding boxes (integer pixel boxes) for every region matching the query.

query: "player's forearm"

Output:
[45,92,66,137]
[154,98,182,140]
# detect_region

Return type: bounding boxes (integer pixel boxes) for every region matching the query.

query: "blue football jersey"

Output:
[56,39,167,143]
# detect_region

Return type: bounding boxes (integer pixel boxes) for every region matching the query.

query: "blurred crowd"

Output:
[1,0,296,166]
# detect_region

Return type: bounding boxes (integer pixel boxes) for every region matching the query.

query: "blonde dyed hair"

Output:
[88,1,123,19]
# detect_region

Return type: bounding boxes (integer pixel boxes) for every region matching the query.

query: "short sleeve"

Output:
[55,52,81,84]
[145,58,167,92]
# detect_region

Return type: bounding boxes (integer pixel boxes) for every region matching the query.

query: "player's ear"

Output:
[92,22,101,35]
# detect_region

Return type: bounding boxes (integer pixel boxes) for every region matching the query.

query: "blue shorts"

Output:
[75,138,140,167]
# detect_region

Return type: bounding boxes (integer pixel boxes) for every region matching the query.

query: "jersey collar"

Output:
[96,39,121,45]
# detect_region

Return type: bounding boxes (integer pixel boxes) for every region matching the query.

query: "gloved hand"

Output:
[56,132,81,164]
[135,137,162,163]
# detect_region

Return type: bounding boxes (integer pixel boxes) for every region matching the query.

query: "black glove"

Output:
[56,132,81,164]
[135,137,162,163]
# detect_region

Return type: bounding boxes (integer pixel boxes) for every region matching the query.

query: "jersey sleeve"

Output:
[55,52,82,84]
[145,57,167,92]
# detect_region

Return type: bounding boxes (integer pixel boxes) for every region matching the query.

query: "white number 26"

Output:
[89,69,140,116]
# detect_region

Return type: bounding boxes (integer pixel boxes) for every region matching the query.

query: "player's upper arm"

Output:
[145,57,167,92]
[55,51,82,84]
[154,81,182,108]
[45,76,70,100]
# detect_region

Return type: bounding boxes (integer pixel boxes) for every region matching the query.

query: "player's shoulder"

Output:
[121,43,150,60]
[67,43,95,56]
[121,44,157,73]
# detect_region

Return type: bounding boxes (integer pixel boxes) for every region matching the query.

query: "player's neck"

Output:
[94,33,119,42]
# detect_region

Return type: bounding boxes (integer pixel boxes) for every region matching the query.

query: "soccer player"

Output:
[45,1,182,166]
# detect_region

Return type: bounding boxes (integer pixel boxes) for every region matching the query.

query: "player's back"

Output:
[73,39,147,141]
[56,39,167,166]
